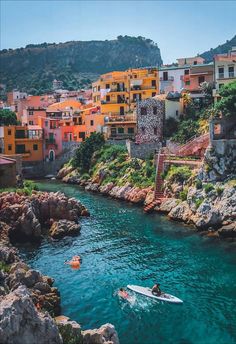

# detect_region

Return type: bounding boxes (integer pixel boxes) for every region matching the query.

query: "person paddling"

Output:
[151,283,162,296]
[118,288,129,299]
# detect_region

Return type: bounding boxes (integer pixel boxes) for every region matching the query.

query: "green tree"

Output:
[0,109,17,126]
[73,132,105,172]
[214,81,236,117]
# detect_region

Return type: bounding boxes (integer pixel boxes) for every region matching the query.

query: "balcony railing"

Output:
[160,76,174,81]
[106,114,136,123]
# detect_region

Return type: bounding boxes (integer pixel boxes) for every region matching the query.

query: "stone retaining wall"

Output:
[126,140,161,159]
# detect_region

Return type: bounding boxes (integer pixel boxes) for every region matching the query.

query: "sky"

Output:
[1,0,236,64]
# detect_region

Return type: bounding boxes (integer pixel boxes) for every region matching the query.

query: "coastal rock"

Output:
[99,182,114,195]
[168,201,192,223]
[82,323,119,344]
[56,316,82,344]
[158,198,179,213]
[0,285,62,344]
[57,165,75,179]
[85,183,100,192]
[50,220,81,239]
[218,223,236,238]
[144,190,155,205]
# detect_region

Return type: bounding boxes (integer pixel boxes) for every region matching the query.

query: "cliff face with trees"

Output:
[0,36,162,95]
[200,34,236,62]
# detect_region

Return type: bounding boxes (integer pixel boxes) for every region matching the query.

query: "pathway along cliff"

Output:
[18,180,236,344]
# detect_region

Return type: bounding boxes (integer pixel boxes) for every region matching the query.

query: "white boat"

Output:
[127,285,183,304]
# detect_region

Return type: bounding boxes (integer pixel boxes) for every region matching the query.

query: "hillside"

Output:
[201,34,236,62]
[0,36,162,95]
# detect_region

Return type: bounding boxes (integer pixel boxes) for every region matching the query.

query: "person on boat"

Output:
[118,288,129,299]
[151,283,162,296]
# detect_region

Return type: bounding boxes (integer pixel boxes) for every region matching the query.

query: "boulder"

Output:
[0,285,62,344]
[218,223,236,238]
[168,201,192,223]
[50,220,81,239]
[56,316,82,344]
[57,165,74,179]
[82,323,119,344]
[159,198,179,213]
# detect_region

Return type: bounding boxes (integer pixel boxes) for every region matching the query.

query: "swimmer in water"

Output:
[118,288,129,299]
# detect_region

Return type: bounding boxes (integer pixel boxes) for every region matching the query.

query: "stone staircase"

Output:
[177,133,209,157]
[144,152,166,213]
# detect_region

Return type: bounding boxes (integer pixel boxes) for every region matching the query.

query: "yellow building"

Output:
[0,125,43,162]
[92,68,159,139]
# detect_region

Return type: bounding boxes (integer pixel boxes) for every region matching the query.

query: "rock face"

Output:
[50,220,81,239]
[82,323,119,344]
[0,286,62,344]
[0,191,89,240]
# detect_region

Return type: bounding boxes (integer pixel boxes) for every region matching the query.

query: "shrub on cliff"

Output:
[73,133,105,172]
[165,165,192,184]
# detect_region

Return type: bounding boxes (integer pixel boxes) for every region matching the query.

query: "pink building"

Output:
[38,117,63,161]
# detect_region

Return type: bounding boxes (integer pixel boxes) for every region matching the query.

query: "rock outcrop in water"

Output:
[0,191,89,240]
[0,191,119,344]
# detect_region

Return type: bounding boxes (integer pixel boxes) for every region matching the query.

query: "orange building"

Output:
[0,125,43,162]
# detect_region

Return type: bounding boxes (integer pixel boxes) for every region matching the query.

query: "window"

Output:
[79,132,86,141]
[45,121,48,127]
[218,67,224,79]
[151,79,156,87]
[154,127,157,135]
[128,127,134,134]
[184,70,189,75]
[90,120,94,126]
[185,80,190,86]
[15,130,26,138]
[105,84,110,89]
[16,144,25,154]
[193,61,197,65]
[98,86,100,91]
[198,76,205,85]
[163,71,168,81]
[29,121,34,125]
[106,95,110,102]
[152,92,156,97]
[118,127,124,134]
[29,111,33,116]
[8,144,12,151]
[141,107,147,116]
[229,66,234,78]
[153,106,157,115]
[33,144,38,151]
[8,129,11,135]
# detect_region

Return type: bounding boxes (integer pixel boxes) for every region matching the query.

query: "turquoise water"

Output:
[18,181,236,344]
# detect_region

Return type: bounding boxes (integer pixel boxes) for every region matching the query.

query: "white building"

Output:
[213,47,236,99]
[159,66,189,93]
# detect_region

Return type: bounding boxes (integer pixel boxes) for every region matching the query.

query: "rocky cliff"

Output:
[0,191,119,344]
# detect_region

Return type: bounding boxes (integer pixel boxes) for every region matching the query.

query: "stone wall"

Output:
[22,142,81,178]
[136,97,164,143]
[126,140,161,159]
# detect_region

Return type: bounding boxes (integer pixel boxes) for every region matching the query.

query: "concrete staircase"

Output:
[177,133,209,157]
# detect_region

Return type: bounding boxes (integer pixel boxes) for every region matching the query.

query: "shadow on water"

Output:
[17,180,236,344]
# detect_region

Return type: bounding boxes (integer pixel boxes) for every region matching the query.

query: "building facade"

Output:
[213,47,236,100]
[136,98,165,143]
[0,125,43,162]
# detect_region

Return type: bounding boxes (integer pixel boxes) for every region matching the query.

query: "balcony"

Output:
[45,138,58,148]
[109,133,135,140]
[160,76,174,81]
[106,114,136,123]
